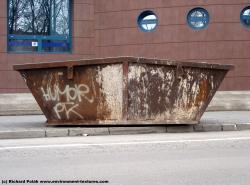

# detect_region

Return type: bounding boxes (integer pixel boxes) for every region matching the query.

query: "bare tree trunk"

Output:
[30,0,35,34]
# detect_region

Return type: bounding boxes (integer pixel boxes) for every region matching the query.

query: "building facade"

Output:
[0,0,250,93]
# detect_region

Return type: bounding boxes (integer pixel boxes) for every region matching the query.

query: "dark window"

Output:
[240,6,250,28]
[8,0,71,53]
[187,7,209,30]
[137,10,158,32]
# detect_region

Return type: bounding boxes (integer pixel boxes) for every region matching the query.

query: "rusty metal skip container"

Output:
[13,57,234,125]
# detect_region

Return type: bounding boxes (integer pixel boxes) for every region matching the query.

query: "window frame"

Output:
[187,7,210,30]
[7,0,72,54]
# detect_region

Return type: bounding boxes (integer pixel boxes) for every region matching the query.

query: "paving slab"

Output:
[193,124,204,132]
[236,123,250,131]
[109,126,167,135]
[0,129,45,139]
[45,128,69,137]
[166,125,194,133]
[69,128,109,136]
[222,124,238,131]
[202,124,222,132]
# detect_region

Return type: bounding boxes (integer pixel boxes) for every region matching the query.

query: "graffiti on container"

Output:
[41,84,94,103]
[41,84,94,119]
[53,102,83,119]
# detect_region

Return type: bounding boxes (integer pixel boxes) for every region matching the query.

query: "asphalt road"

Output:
[1,131,250,185]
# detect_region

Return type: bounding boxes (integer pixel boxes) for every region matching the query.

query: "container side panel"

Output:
[127,63,227,123]
[19,64,123,124]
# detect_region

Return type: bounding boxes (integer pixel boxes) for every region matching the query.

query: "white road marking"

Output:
[0,136,250,150]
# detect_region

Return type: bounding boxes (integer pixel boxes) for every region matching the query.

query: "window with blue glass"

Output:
[8,0,71,53]
[187,8,209,30]
[137,10,158,32]
[240,6,250,28]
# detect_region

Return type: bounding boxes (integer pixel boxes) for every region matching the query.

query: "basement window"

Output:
[7,0,72,53]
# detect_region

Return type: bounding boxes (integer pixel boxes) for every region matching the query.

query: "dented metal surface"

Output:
[13,57,234,125]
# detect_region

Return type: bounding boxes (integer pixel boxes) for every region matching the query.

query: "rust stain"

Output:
[194,79,209,107]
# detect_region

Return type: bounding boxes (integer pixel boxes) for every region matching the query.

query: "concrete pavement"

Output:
[0,111,249,139]
[1,131,250,185]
